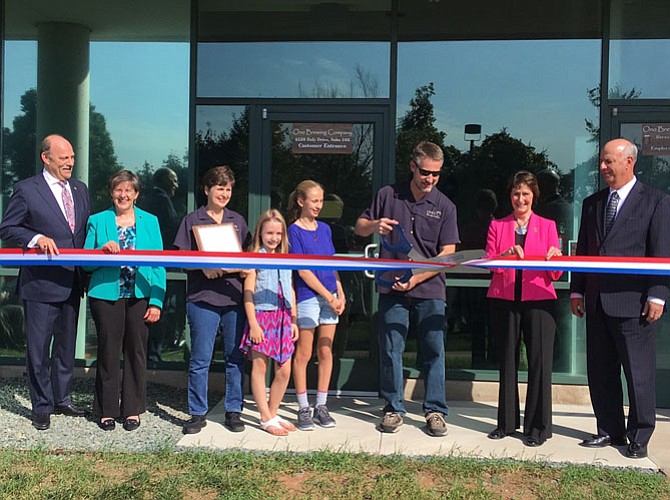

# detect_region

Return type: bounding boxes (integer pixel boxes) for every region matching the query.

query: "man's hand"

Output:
[36,236,59,255]
[202,268,225,279]
[642,301,664,323]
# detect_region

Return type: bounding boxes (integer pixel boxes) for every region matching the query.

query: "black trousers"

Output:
[586,297,658,445]
[490,298,556,440]
[90,298,149,418]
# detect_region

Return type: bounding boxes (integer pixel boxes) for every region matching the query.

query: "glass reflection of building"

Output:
[2,0,670,404]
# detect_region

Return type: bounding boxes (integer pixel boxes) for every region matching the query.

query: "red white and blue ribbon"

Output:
[1,249,670,276]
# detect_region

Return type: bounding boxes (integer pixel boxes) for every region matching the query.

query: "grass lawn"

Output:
[1,449,668,499]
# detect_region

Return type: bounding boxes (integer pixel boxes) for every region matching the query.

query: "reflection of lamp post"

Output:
[464,123,482,152]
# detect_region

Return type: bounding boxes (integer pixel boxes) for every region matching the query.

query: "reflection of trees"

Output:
[2,88,120,212]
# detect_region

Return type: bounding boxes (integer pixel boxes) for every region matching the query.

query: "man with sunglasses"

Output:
[355,141,460,436]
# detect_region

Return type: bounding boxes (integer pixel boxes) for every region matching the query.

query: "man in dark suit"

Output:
[0,134,91,430]
[570,138,670,459]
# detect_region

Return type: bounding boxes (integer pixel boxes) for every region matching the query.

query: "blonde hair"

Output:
[286,180,324,223]
[250,209,289,254]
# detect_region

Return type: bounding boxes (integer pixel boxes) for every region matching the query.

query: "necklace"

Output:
[298,218,319,242]
[514,217,529,235]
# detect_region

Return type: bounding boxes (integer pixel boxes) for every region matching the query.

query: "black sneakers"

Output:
[224,411,245,433]
[183,415,207,435]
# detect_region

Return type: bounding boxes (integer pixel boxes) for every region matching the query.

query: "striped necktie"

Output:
[604,191,619,235]
[59,181,76,232]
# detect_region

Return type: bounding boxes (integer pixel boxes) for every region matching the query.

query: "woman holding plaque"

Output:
[85,170,166,431]
[174,166,251,435]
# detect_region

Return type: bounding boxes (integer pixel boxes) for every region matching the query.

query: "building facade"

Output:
[2,0,670,404]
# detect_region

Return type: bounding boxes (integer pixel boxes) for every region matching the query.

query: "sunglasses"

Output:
[416,166,442,178]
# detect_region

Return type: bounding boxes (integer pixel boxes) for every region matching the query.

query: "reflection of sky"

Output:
[197,42,390,98]
[609,40,670,98]
[398,40,602,173]
[3,41,189,170]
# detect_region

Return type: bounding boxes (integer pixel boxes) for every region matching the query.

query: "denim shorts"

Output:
[297,294,339,329]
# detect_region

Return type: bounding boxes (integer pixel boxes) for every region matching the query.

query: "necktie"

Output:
[604,191,619,235]
[60,181,75,232]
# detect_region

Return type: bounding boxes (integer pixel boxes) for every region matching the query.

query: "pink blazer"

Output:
[486,212,562,301]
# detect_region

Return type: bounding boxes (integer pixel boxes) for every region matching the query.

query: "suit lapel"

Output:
[34,175,70,231]
[604,181,643,241]
[594,189,607,243]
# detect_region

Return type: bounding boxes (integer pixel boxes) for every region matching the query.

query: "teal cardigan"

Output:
[84,206,166,308]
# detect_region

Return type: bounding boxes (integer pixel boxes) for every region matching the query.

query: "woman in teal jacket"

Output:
[85,170,166,431]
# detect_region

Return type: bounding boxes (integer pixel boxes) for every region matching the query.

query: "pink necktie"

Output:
[60,181,75,232]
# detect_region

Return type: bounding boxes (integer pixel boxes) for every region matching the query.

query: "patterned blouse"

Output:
[118,224,137,298]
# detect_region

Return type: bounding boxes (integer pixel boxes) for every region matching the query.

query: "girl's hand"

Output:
[202,268,225,279]
[545,245,562,260]
[144,306,161,324]
[249,324,264,344]
[333,296,346,316]
[101,241,120,254]
[291,323,299,342]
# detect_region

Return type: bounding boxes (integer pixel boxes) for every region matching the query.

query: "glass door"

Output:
[611,107,670,407]
[255,105,389,393]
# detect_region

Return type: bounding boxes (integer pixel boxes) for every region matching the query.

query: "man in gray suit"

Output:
[0,134,91,430]
[570,138,670,458]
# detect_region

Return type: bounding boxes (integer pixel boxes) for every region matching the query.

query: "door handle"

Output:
[364,243,379,279]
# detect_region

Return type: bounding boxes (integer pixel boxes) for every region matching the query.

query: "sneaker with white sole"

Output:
[426,411,448,437]
[297,406,315,431]
[379,412,403,433]
[313,405,336,428]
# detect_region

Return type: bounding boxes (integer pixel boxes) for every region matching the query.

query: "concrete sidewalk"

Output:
[178,397,670,473]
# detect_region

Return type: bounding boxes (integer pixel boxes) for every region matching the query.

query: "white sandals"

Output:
[260,416,297,435]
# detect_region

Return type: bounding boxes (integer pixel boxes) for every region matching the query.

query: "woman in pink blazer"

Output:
[485,171,562,447]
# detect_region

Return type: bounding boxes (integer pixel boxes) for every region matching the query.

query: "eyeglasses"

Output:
[416,167,442,178]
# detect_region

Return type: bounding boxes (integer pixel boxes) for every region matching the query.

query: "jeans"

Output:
[187,301,245,415]
[378,294,448,415]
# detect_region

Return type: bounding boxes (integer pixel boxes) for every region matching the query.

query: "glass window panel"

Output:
[197,42,390,99]
[398,39,600,377]
[195,105,250,220]
[608,0,670,99]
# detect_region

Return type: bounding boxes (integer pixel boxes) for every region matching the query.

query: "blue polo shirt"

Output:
[359,181,459,301]
[173,205,251,307]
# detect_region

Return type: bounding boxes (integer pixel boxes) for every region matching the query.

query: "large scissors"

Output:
[375,225,485,287]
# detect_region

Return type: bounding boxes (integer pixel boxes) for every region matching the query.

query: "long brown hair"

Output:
[286,180,324,222]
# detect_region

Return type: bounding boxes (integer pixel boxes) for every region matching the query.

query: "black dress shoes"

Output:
[123,418,141,431]
[98,419,116,431]
[32,413,51,431]
[525,436,546,447]
[54,404,87,417]
[626,442,648,459]
[487,428,510,440]
[580,435,627,448]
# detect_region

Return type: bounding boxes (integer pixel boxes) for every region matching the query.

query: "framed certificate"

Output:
[192,223,243,272]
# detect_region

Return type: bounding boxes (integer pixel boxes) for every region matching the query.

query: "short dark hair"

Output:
[109,170,140,194]
[201,166,235,189]
[507,170,539,200]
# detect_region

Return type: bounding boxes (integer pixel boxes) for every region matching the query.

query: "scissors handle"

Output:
[380,225,414,255]
[375,269,413,288]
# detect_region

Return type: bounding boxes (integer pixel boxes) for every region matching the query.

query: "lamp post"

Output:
[464,123,482,152]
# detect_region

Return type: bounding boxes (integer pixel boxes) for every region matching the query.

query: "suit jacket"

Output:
[486,212,562,301]
[570,180,670,317]
[84,207,166,309]
[0,173,90,302]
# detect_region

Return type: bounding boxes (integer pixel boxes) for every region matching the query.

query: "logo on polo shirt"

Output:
[425,210,442,219]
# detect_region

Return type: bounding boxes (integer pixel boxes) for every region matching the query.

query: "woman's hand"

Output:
[249,324,264,344]
[202,268,225,279]
[545,245,562,260]
[144,306,161,324]
[502,244,524,259]
[291,323,299,342]
[101,241,120,254]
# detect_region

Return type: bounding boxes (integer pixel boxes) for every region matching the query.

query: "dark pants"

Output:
[490,298,556,440]
[586,297,658,445]
[90,298,149,418]
[24,292,81,414]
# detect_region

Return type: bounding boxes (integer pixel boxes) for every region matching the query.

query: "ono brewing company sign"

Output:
[642,123,670,156]
[291,123,353,154]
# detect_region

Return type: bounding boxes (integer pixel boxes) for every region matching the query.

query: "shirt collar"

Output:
[43,169,65,186]
[609,176,636,203]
